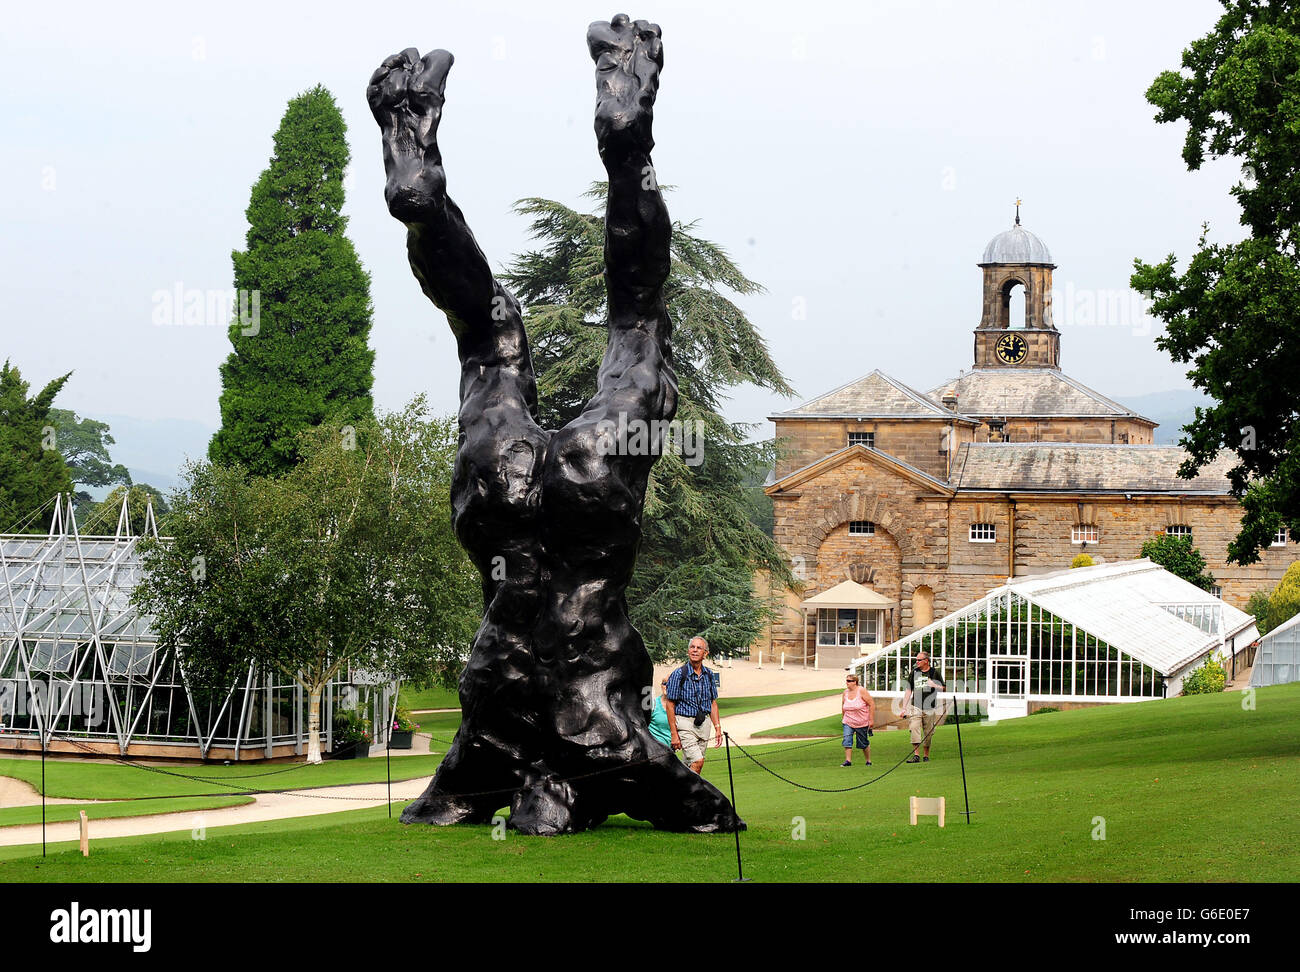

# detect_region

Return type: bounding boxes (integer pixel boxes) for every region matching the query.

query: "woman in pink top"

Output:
[841,673,876,766]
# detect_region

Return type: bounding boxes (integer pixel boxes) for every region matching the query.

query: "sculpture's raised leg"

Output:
[368,17,743,835]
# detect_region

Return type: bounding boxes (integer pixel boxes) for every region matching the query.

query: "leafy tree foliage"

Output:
[210,85,375,477]
[1246,589,1274,633]
[1132,1,1300,563]
[1140,533,1217,591]
[0,361,74,533]
[48,408,133,522]
[83,484,171,537]
[502,186,795,658]
[1266,560,1300,632]
[136,399,480,762]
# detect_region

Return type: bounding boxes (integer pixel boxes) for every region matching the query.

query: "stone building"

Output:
[763,216,1296,667]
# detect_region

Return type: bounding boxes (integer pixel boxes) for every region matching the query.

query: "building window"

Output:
[816,608,879,647]
[848,431,875,449]
[1211,585,1223,598]
[848,520,875,536]
[1165,525,1193,539]
[1272,527,1289,547]
[969,522,997,543]
[1071,524,1098,544]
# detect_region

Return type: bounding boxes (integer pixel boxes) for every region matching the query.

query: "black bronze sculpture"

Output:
[368,15,744,835]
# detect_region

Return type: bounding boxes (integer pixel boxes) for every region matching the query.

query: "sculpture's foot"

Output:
[587,14,662,157]
[644,754,747,833]
[507,776,609,835]
[366,47,452,222]
[399,788,497,826]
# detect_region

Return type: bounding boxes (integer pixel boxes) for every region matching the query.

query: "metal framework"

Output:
[851,559,1259,719]
[0,494,396,759]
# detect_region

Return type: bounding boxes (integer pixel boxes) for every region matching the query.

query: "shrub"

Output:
[1246,591,1272,634]
[1070,553,1094,569]
[1140,533,1216,590]
[1181,657,1226,695]
[1030,706,1061,716]
[1267,561,1300,633]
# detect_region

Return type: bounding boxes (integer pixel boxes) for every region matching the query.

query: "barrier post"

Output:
[723,733,749,882]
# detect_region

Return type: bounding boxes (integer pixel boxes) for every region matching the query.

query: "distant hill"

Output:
[94,413,216,496]
[1111,388,1212,445]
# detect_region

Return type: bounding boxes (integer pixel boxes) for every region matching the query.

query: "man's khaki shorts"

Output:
[675,714,714,763]
[907,705,943,747]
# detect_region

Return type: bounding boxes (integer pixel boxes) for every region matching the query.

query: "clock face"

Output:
[995,332,1029,364]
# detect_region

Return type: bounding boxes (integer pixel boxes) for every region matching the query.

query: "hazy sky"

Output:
[2,0,1245,450]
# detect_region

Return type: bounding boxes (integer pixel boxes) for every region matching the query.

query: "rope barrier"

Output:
[44,703,956,808]
[725,704,951,794]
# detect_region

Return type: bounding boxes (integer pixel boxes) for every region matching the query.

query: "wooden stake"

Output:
[79,810,89,856]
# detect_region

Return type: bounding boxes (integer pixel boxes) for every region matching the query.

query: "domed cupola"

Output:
[973,202,1060,370]
[980,222,1054,266]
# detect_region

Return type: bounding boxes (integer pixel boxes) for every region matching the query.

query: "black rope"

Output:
[725,706,950,794]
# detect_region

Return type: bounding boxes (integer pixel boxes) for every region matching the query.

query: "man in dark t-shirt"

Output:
[902,650,947,763]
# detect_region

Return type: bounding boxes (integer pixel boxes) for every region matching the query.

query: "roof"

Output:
[858,559,1255,678]
[949,443,1235,494]
[927,369,1155,422]
[1006,560,1255,675]
[981,223,1054,265]
[764,443,956,496]
[801,579,898,611]
[771,369,978,422]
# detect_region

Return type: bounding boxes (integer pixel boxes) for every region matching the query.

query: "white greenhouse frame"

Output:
[0,494,398,760]
[850,559,1259,720]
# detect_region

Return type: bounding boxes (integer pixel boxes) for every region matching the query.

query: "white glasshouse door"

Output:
[988,656,1028,720]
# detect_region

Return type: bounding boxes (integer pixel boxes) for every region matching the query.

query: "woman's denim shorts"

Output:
[842,724,872,748]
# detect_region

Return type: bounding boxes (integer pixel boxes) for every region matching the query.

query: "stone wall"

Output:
[773,418,956,480]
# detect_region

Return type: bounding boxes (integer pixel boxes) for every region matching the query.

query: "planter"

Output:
[332,739,370,760]
[389,730,414,750]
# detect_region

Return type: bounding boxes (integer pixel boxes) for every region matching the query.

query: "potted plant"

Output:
[330,709,372,759]
[389,707,419,749]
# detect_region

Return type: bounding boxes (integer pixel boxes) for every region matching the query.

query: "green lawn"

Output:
[754,712,849,737]
[717,690,841,717]
[418,693,839,750]
[0,796,253,828]
[398,684,460,711]
[2,684,1296,882]
[403,688,839,719]
[0,753,441,801]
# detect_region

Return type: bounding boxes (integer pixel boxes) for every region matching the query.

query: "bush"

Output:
[1030,706,1061,715]
[1140,533,1216,590]
[1070,553,1094,569]
[1181,657,1226,696]
[1267,561,1300,633]
[1246,591,1273,634]
[332,709,372,745]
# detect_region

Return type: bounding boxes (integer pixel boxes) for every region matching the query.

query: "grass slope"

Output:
[717,690,841,717]
[0,754,441,801]
[398,684,460,711]
[1,685,1296,882]
[0,796,253,828]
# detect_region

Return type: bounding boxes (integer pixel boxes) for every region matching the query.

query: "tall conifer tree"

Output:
[504,187,796,658]
[211,85,375,476]
[0,361,74,532]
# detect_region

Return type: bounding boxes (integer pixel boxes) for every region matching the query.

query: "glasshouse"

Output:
[1250,610,1300,688]
[851,559,1259,720]
[0,495,397,760]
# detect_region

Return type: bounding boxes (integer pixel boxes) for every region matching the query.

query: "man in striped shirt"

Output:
[664,636,723,773]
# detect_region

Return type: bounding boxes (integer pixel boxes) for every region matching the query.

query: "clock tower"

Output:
[973,204,1060,369]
